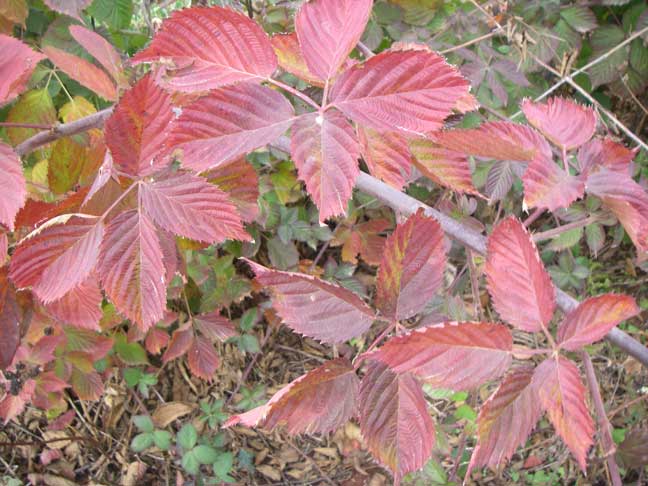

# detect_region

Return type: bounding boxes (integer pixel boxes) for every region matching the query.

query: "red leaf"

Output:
[468,366,542,472]
[140,172,247,244]
[43,0,92,21]
[521,97,596,151]
[194,312,238,342]
[367,322,512,390]
[295,0,372,82]
[45,275,103,330]
[83,152,114,207]
[433,121,551,162]
[43,46,117,101]
[586,169,648,253]
[0,269,20,369]
[485,217,555,332]
[291,110,360,221]
[15,188,88,230]
[10,215,104,303]
[64,327,113,358]
[358,127,412,190]
[187,336,219,380]
[170,83,295,173]
[162,323,193,363]
[69,25,125,86]
[145,327,169,355]
[333,219,390,266]
[578,138,636,176]
[0,34,46,106]
[98,209,166,330]
[0,142,26,231]
[359,361,434,483]
[132,6,277,91]
[0,379,35,424]
[375,210,446,321]
[243,259,375,344]
[206,158,259,223]
[271,33,323,87]
[522,153,586,211]
[330,49,469,135]
[105,75,174,177]
[71,368,103,401]
[557,294,639,351]
[410,139,479,195]
[225,358,359,434]
[533,357,594,471]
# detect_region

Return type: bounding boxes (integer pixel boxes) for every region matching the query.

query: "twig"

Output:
[225,327,272,406]
[286,438,336,486]
[440,29,500,55]
[0,122,55,130]
[0,435,100,447]
[608,393,648,420]
[532,215,600,243]
[581,351,622,486]
[523,208,544,227]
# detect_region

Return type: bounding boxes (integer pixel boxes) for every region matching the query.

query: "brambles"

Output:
[0,0,647,484]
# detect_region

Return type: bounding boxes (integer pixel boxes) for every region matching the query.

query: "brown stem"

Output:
[532,216,600,243]
[523,208,544,227]
[0,122,55,130]
[0,436,99,447]
[581,351,622,486]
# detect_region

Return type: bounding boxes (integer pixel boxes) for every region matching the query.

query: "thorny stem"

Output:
[523,208,544,227]
[532,215,600,243]
[265,77,321,110]
[581,351,622,486]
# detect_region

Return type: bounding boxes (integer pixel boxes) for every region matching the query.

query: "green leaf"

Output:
[133,415,154,433]
[585,223,605,257]
[454,404,477,422]
[239,308,258,332]
[560,6,597,33]
[88,0,133,30]
[238,334,260,354]
[123,367,142,387]
[181,450,200,475]
[48,138,86,194]
[547,227,584,252]
[152,430,172,451]
[114,334,149,365]
[214,452,235,480]
[177,423,197,450]
[589,26,628,88]
[193,445,219,465]
[131,432,153,452]
[5,89,57,147]
[267,235,299,270]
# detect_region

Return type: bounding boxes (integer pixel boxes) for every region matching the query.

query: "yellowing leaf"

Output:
[59,96,96,123]
[6,89,57,146]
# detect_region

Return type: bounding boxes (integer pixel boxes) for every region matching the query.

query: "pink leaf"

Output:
[225,358,359,434]
[206,158,260,223]
[140,172,248,244]
[557,294,639,351]
[358,127,412,190]
[243,259,375,344]
[162,323,193,363]
[468,366,542,473]
[132,6,277,91]
[0,142,26,231]
[521,97,596,151]
[533,357,594,471]
[410,139,479,195]
[187,336,219,380]
[291,110,360,221]
[0,379,35,423]
[98,209,166,330]
[69,25,125,86]
[330,49,470,135]
[577,137,636,175]
[367,322,512,390]
[43,0,92,21]
[145,327,169,355]
[295,0,372,82]
[0,269,20,369]
[433,121,551,162]
[0,35,46,106]
[170,83,295,173]
[105,75,174,177]
[45,275,103,330]
[360,361,435,483]
[375,210,446,321]
[522,153,586,211]
[586,169,648,254]
[10,215,104,303]
[83,151,114,207]
[485,217,555,332]
[194,312,238,342]
[271,33,323,87]
[71,368,103,401]
[43,46,117,101]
